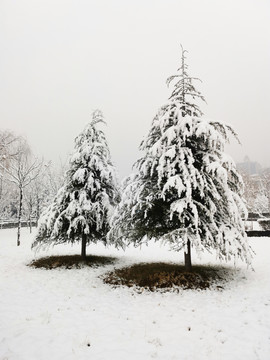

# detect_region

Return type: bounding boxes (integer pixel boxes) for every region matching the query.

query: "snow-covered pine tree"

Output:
[32,110,120,260]
[109,46,252,271]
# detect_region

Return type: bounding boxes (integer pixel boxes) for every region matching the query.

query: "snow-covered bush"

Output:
[109,46,252,270]
[32,110,120,259]
[258,218,270,231]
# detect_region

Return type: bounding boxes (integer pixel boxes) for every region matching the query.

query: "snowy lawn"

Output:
[0,228,270,360]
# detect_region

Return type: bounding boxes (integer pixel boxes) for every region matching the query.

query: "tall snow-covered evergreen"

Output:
[32,110,120,259]
[109,46,252,270]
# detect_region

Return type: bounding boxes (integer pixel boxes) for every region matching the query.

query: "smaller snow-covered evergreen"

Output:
[109,47,252,269]
[32,110,120,259]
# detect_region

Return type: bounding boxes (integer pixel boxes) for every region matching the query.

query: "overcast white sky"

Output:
[0,0,269,178]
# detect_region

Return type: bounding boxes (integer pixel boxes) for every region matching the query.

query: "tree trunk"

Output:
[81,233,87,261]
[184,239,192,272]
[17,186,23,246]
[0,176,3,200]
[36,196,40,224]
[28,216,32,234]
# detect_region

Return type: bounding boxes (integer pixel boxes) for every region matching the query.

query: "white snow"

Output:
[0,228,270,360]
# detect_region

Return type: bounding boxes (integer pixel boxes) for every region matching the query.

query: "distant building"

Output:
[237,156,262,175]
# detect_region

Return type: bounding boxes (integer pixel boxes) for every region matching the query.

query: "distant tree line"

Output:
[239,168,270,215]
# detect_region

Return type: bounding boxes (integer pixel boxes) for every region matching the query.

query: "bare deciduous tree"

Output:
[0,137,42,245]
[0,131,22,201]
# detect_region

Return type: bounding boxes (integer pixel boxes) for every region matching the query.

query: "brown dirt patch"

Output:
[29,254,117,269]
[103,262,234,291]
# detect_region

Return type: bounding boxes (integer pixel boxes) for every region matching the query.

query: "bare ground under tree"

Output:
[103,262,239,291]
[28,256,241,291]
[29,254,117,269]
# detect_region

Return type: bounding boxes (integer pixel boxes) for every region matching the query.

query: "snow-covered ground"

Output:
[0,228,269,360]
